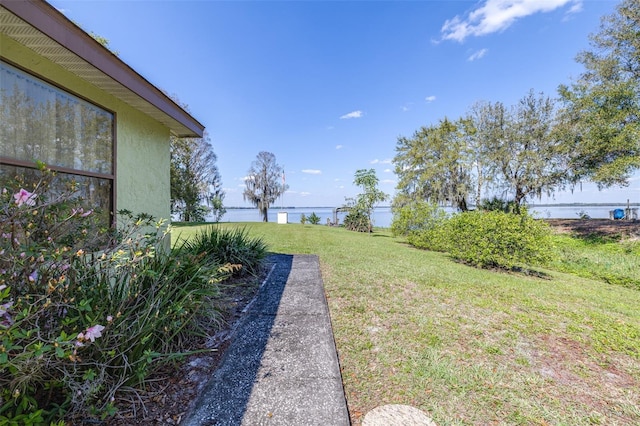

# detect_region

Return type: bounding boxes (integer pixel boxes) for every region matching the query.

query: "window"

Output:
[0,60,114,227]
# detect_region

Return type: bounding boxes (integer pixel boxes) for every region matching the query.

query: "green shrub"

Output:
[178,225,268,276]
[391,201,447,237]
[308,212,321,225]
[343,208,371,232]
[406,223,451,252]
[478,196,518,213]
[299,213,307,225]
[443,210,553,269]
[0,167,234,423]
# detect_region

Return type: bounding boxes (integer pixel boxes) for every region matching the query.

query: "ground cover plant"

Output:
[0,167,267,424]
[177,225,268,277]
[174,222,640,425]
[550,232,640,291]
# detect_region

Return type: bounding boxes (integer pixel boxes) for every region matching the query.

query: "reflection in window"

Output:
[0,164,112,232]
[0,60,114,228]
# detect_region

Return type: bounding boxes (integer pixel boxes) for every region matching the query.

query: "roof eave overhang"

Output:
[0,0,204,138]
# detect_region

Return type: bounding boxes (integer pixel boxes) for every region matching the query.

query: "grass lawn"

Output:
[173,222,640,425]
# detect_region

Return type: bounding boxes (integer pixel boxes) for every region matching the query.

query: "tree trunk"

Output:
[261,206,268,222]
[514,190,525,214]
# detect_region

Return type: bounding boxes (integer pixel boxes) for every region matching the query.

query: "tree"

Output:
[344,169,388,232]
[557,0,640,187]
[170,131,224,222]
[464,101,501,206]
[243,151,288,222]
[393,118,472,211]
[483,90,568,213]
[206,186,226,223]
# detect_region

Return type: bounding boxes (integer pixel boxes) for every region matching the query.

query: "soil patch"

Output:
[545,218,640,239]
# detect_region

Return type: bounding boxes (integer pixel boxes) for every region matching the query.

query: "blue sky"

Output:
[52,0,638,207]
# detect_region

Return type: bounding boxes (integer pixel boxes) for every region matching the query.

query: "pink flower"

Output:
[106,315,113,323]
[84,324,105,342]
[28,270,38,282]
[0,301,13,315]
[13,189,36,207]
[71,208,93,218]
[1,301,14,326]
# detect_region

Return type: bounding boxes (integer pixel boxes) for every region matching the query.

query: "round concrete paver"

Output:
[362,404,437,426]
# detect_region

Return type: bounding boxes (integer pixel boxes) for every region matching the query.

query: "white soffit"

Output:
[0,4,203,138]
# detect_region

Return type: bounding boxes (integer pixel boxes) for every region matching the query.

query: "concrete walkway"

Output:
[182,254,350,426]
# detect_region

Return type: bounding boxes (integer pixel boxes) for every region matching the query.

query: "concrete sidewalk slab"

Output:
[181,254,350,426]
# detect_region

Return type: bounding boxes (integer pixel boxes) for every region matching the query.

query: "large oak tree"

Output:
[558,0,640,187]
[393,118,473,212]
[482,91,568,213]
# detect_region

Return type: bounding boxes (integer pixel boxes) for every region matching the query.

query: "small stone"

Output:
[363,404,437,426]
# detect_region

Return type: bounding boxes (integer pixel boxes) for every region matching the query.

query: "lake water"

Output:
[214,204,639,228]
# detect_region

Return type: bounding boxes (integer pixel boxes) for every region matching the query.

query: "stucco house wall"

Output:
[1,33,171,221]
[1,0,205,240]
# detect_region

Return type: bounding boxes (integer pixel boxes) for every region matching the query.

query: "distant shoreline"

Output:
[224,203,639,210]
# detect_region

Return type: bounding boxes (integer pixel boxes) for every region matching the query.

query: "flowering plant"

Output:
[0,163,233,423]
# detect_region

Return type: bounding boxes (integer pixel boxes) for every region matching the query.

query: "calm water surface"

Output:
[215,205,638,228]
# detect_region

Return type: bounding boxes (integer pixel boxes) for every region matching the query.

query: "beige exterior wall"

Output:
[1,33,171,223]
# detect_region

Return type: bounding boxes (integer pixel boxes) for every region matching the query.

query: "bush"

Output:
[391,201,447,237]
[0,166,257,423]
[443,210,553,269]
[308,212,321,225]
[406,223,451,253]
[299,213,307,225]
[178,225,268,276]
[478,196,518,213]
[343,208,371,232]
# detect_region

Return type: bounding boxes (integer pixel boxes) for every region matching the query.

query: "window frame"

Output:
[0,58,117,223]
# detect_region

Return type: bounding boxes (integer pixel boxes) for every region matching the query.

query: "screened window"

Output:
[0,60,114,226]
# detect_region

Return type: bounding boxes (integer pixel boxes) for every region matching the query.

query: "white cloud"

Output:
[563,1,583,20]
[371,158,393,165]
[300,192,311,196]
[441,0,582,42]
[340,110,364,119]
[384,168,392,173]
[381,179,396,184]
[425,95,436,103]
[336,144,343,150]
[302,169,322,175]
[401,102,414,112]
[468,48,488,61]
